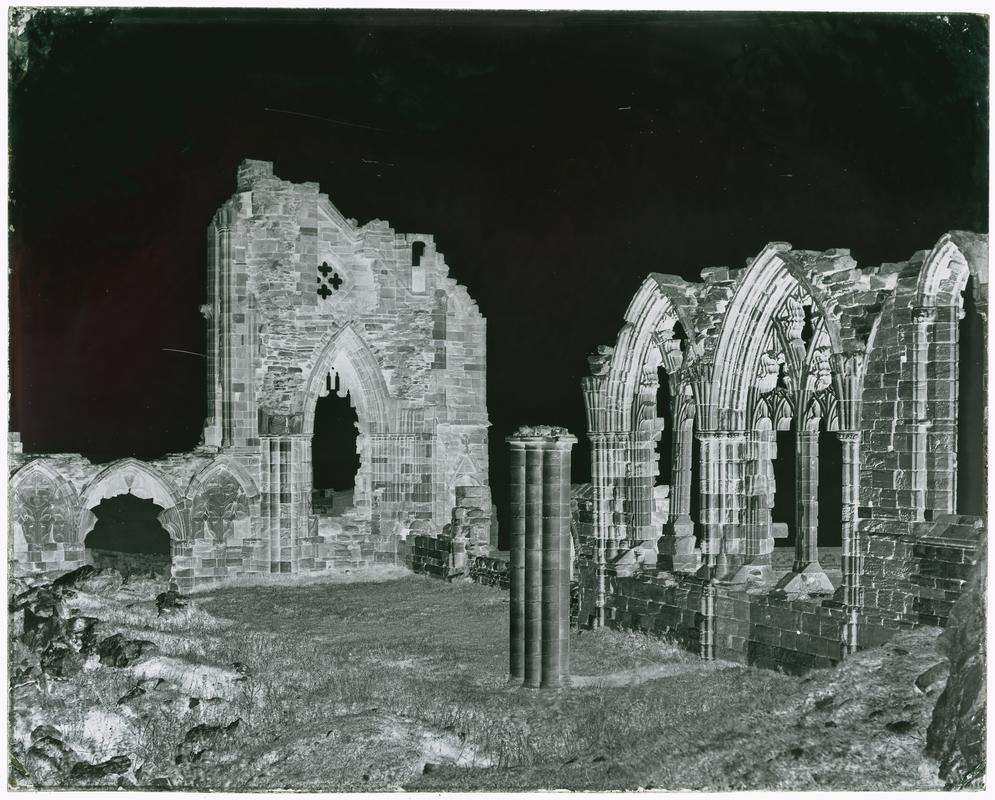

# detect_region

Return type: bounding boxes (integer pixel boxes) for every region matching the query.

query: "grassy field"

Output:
[12,569,946,791]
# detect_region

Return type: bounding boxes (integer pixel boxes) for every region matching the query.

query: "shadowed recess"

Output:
[84,493,170,555]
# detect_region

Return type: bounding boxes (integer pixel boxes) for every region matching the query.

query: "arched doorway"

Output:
[77,459,184,582]
[312,373,361,517]
[957,275,985,516]
[84,494,172,578]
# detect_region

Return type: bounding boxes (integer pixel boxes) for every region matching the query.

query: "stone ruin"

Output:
[572,232,988,671]
[8,160,491,591]
[6,159,988,684]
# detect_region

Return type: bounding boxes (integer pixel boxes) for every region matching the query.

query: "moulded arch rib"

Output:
[915,232,989,310]
[602,274,699,430]
[302,324,393,435]
[185,457,261,501]
[9,459,80,502]
[710,244,846,428]
[77,458,186,543]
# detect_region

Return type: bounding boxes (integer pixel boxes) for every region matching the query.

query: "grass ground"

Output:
[11,569,946,791]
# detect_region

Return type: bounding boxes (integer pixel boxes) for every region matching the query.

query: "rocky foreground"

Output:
[8,565,250,789]
[7,557,986,791]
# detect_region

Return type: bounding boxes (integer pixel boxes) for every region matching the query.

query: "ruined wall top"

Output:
[206,159,489,435]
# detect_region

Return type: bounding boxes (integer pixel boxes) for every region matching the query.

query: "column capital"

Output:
[696,429,748,441]
[837,430,862,443]
[911,305,938,322]
[506,425,578,447]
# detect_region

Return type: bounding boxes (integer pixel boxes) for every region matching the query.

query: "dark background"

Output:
[10,10,989,540]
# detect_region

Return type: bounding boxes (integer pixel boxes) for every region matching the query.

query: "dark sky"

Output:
[9,9,989,527]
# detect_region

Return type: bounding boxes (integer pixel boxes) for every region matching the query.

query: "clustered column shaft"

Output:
[697,431,748,578]
[794,430,820,570]
[839,429,862,653]
[507,425,577,689]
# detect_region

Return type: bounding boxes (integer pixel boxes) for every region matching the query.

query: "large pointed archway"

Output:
[302,325,394,522]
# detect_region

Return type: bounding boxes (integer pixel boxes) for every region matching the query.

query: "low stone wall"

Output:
[911,516,984,627]
[569,481,985,674]
[408,534,455,579]
[469,552,510,589]
[860,515,984,629]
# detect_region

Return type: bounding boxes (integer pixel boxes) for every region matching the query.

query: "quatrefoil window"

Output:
[317,261,343,299]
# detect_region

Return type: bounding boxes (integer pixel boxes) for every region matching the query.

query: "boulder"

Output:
[68,755,132,787]
[23,734,79,786]
[175,719,241,765]
[97,634,160,668]
[65,616,101,654]
[117,685,147,705]
[30,724,62,743]
[52,565,98,590]
[155,590,187,618]
[14,585,70,634]
[22,746,63,786]
[21,615,67,653]
[55,566,123,595]
[926,536,986,788]
[40,641,85,678]
[915,662,949,696]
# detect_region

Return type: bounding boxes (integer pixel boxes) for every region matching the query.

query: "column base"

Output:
[658,517,700,572]
[726,562,773,586]
[775,562,835,595]
[611,547,642,577]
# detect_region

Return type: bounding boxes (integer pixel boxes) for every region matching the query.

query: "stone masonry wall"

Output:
[573,232,986,673]
[9,160,491,591]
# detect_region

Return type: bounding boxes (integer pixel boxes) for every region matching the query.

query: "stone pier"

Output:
[507,425,576,689]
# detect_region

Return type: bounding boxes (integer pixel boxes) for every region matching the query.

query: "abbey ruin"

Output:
[8,160,987,675]
[572,231,987,670]
[9,160,492,591]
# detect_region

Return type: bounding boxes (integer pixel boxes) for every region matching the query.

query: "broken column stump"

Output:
[507,425,576,689]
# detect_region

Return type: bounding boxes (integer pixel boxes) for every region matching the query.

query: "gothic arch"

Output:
[186,459,254,546]
[710,244,846,430]
[915,232,988,312]
[10,460,81,550]
[185,457,260,502]
[78,458,185,542]
[909,232,989,518]
[302,324,393,435]
[591,274,700,433]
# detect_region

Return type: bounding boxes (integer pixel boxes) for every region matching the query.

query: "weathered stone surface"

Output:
[926,538,986,788]
[175,719,242,765]
[68,755,133,786]
[155,590,187,617]
[9,160,490,592]
[97,634,160,668]
[567,232,986,677]
[914,662,949,696]
[40,641,85,678]
[55,565,124,595]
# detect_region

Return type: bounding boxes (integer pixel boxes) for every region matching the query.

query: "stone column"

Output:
[260,433,311,573]
[507,426,577,689]
[507,438,527,682]
[910,305,936,520]
[737,427,775,583]
[777,429,833,593]
[524,439,544,688]
[794,430,819,568]
[699,581,717,661]
[588,432,608,628]
[927,305,960,516]
[839,430,862,654]
[697,431,747,580]
[660,418,699,572]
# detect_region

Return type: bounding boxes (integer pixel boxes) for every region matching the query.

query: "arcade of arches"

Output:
[9,161,491,591]
[575,232,987,666]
